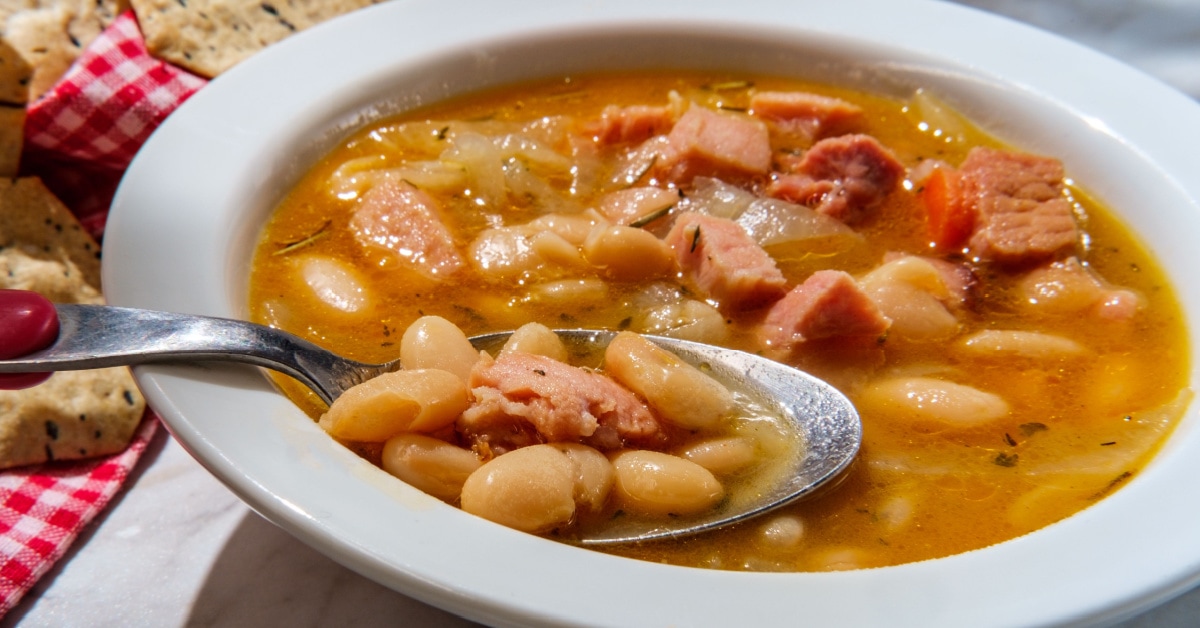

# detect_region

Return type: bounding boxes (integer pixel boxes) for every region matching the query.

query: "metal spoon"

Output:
[0,290,861,545]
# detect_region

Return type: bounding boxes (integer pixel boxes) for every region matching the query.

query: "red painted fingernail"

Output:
[0,290,59,388]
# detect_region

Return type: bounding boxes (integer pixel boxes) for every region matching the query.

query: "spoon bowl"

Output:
[0,291,861,545]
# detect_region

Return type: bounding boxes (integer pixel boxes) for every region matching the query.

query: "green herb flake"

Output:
[1089,471,1133,500]
[622,155,657,187]
[545,89,586,101]
[993,452,1019,468]
[452,304,488,325]
[1019,422,1049,436]
[273,221,331,256]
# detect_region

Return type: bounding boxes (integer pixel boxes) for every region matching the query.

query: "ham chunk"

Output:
[585,104,675,146]
[458,352,661,455]
[350,180,464,279]
[758,270,891,356]
[654,106,771,184]
[750,91,864,145]
[665,212,787,310]
[960,147,1079,265]
[766,134,904,224]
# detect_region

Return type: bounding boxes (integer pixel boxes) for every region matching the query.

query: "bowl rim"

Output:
[104,1,1200,626]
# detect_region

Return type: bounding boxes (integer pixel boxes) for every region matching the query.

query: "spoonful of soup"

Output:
[0,289,860,545]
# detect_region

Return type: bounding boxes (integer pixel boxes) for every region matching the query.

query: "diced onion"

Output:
[736,197,859,249]
[683,177,859,250]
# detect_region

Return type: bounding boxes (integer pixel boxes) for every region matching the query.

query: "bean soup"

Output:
[247,72,1190,571]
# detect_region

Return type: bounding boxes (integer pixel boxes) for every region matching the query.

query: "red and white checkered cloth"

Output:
[0,10,208,616]
[0,415,157,615]
[21,10,207,242]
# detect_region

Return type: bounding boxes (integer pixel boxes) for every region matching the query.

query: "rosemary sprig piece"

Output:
[273,221,331,256]
[629,205,673,228]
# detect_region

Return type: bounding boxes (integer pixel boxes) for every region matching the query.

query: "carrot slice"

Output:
[922,167,973,250]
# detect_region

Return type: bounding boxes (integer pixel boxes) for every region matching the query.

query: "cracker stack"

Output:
[0,178,145,468]
[0,0,381,174]
[0,1,380,467]
[0,1,133,176]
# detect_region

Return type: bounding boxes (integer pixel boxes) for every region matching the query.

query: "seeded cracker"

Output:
[0,36,26,176]
[0,178,145,469]
[0,35,30,104]
[0,1,131,101]
[0,105,21,176]
[130,0,381,79]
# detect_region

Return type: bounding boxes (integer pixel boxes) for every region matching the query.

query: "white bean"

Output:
[864,284,958,340]
[294,255,372,314]
[611,450,725,517]
[1007,484,1093,529]
[460,444,576,533]
[400,315,481,383]
[858,376,1009,427]
[381,433,481,502]
[859,255,952,299]
[468,227,540,281]
[1095,289,1142,321]
[814,548,867,571]
[529,231,587,269]
[526,211,608,245]
[876,494,915,533]
[757,515,805,549]
[734,418,796,459]
[638,299,730,345]
[469,222,593,283]
[957,329,1088,359]
[501,322,569,362]
[859,257,958,340]
[318,369,468,441]
[582,225,675,281]
[678,437,757,476]
[604,331,733,430]
[1017,257,1103,314]
[550,443,615,513]
[1085,354,1140,417]
[528,278,609,306]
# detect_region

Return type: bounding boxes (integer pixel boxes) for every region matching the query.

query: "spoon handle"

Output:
[0,301,379,405]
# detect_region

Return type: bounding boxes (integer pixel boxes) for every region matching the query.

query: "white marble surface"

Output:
[6,1,1200,626]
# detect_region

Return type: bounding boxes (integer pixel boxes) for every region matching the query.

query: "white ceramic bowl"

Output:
[103,1,1200,625]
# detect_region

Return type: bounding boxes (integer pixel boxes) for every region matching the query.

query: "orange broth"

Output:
[247,72,1190,571]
